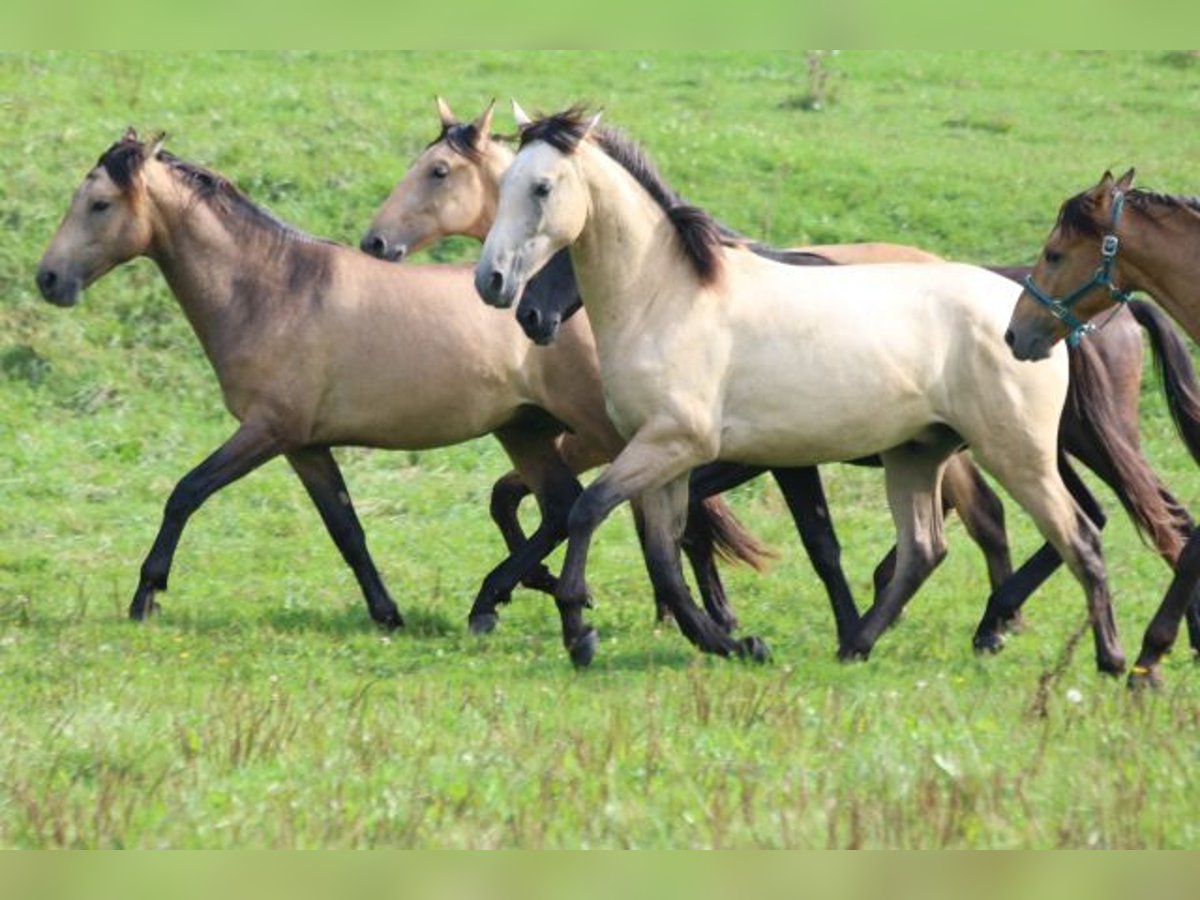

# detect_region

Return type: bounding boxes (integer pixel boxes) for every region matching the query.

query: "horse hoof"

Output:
[973,631,1005,655]
[1098,655,1127,677]
[999,611,1025,634]
[1126,665,1162,690]
[568,628,598,669]
[128,594,160,621]
[468,612,498,635]
[837,643,870,663]
[738,635,770,663]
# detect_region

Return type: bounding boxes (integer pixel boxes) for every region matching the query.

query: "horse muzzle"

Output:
[1005,323,1055,362]
[517,304,561,345]
[474,264,521,308]
[359,231,407,262]
[35,265,82,308]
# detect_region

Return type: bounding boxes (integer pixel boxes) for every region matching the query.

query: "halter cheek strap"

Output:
[1023,191,1136,347]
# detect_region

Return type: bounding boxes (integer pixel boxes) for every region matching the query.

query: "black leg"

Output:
[770,467,860,650]
[286,446,402,629]
[130,423,282,621]
[488,471,558,595]
[1131,531,1200,687]
[467,457,582,635]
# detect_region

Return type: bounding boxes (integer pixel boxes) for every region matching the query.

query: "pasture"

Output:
[2,51,1199,847]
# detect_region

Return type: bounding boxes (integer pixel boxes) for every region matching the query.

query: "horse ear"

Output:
[511,98,532,129]
[582,111,603,139]
[435,96,457,127]
[122,126,139,143]
[1115,167,1136,191]
[471,98,495,148]
[148,131,167,158]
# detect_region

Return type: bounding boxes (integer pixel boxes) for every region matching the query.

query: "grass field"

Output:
[2,51,1199,848]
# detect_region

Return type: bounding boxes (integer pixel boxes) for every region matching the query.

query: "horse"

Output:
[474,105,1128,674]
[1007,167,1200,687]
[34,129,770,634]
[366,99,1199,659]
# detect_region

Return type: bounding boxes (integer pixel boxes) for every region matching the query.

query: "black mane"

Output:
[518,109,828,284]
[1059,185,1200,238]
[427,122,486,163]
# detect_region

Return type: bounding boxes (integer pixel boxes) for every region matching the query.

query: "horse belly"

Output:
[717,393,933,466]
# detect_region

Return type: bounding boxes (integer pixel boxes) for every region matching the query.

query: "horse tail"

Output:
[695,495,775,572]
[1129,299,1200,466]
[1066,341,1191,562]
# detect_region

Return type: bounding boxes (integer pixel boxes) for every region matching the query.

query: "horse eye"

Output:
[533,182,552,199]
[1044,249,1063,265]
[90,200,111,213]
[431,163,449,180]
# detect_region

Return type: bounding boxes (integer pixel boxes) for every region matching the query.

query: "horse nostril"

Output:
[36,268,58,295]
[518,306,542,329]
[1004,328,1016,347]
[489,271,504,295]
[360,234,387,258]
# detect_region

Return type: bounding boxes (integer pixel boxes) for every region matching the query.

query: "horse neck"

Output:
[570,144,698,338]
[142,168,301,359]
[473,142,514,238]
[1124,201,1200,343]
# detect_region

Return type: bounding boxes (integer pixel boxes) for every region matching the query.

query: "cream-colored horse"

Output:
[34,129,762,634]
[475,106,1124,673]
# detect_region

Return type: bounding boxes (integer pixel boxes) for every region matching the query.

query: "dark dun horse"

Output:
[1008,168,1200,686]
[35,129,772,634]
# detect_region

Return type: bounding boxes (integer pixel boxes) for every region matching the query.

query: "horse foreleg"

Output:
[468,425,582,634]
[554,431,746,667]
[638,479,768,663]
[488,471,558,595]
[130,421,282,620]
[286,446,402,629]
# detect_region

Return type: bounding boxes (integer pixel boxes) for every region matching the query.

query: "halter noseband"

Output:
[1022,191,1136,348]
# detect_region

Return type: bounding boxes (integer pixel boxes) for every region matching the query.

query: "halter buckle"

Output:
[1101,234,1119,258]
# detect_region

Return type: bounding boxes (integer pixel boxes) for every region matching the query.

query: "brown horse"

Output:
[1007,168,1200,686]
[34,129,766,634]
[363,99,1199,659]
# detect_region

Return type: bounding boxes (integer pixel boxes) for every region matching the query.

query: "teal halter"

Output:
[1022,191,1136,348]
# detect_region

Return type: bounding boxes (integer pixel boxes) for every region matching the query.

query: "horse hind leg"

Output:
[974,445,1125,675]
[1130,532,1200,687]
[842,436,955,660]
[287,446,403,629]
[973,455,1106,653]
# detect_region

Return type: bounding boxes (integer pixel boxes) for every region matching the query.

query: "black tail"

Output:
[694,495,775,572]
[1129,299,1200,467]
[1066,340,1192,562]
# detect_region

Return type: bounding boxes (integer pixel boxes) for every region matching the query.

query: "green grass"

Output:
[2,51,1199,848]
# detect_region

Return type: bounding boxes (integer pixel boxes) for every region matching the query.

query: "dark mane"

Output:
[98,137,325,249]
[518,108,834,283]
[1059,185,1200,238]
[427,122,486,163]
[520,109,731,284]
[97,138,147,192]
[155,150,317,245]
